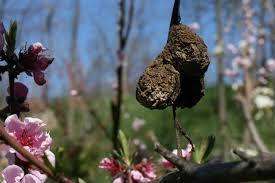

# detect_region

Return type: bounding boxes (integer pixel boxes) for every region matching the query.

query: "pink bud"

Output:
[189,22,200,31]
[7,82,28,99]
[29,42,46,54]
[99,158,122,177]
[33,71,46,85]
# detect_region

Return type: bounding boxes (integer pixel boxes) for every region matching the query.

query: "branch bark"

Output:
[155,143,275,183]
[112,0,134,151]
[215,0,229,160]
[235,94,269,153]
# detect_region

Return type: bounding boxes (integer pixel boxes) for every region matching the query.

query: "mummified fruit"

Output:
[136,24,209,109]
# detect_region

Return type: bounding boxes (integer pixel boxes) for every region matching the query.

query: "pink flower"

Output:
[135,160,156,180]
[227,43,238,54]
[19,42,53,86]
[99,158,122,177]
[161,144,193,169]
[233,56,252,69]
[258,76,268,85]
[132,118,145,131]
[113,177,124,183]
[4,114,52,161]
[258,67,268,77]
[1,165,44,183]
[29,42,46,54]
[224,68,239,78]
[188,22,200,31]
[266,58,275,72]
[130,168,154,183]
[7,82,28,99]
[131,170,144,182]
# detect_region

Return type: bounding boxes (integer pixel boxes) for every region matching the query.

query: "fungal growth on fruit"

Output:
[136,1,209,109]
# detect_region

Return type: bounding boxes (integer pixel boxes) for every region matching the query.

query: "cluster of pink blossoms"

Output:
[1,115,55,183]
[99,158,156,183]
[160,144,192,169]
[18,42,54,85]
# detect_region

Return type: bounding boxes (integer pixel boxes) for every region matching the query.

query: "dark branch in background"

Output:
[170,0,181,27]
[89,107,112,141]
[235,94,269,153]
[155,143,275,183]
[112,0,134,151]
[215,0,230,160]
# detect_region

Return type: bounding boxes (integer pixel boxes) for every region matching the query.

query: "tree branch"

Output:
[156,143,275,183]
[170,0,181,27]
[235,94,269,153]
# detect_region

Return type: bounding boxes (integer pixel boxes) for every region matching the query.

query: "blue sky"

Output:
[1,0,218,96]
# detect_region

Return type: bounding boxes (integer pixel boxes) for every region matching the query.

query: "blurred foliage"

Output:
[41,86,275,182]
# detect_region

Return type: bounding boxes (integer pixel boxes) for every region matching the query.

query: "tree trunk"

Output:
[215,0,229,160]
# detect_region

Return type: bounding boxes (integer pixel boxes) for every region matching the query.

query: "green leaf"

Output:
[78,178,86,183]
[4,20,17,52]
[194,135,215,164]
[118,130,130,165]
[43,154,55,172]
[8,20,17,52]
[54,147,64,175]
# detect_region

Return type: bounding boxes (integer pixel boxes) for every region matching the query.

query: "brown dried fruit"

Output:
[136,24,209,109]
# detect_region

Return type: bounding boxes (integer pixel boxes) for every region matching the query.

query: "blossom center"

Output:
[18,130,34,146]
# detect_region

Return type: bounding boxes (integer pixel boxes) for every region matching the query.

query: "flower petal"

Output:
[28,169,47,183]
[113,177,124,183]
[37,56,54,71]
[4,114,24,137]
[7,82,29,99]
[29,42,46,54]
[33,71,46,85]
[45,150,55,167]
[21,174,41,183]
[2,165,24,183]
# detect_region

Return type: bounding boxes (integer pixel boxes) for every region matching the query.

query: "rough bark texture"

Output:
[155,143,275,183]
[136,24,209,109]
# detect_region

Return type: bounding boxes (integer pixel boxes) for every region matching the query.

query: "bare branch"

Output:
[235,94,269,153]
[156,143,275,183]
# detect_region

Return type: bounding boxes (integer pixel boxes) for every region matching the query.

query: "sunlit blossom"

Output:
[3,115,52,161]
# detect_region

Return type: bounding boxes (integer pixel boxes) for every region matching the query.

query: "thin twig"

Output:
[172,106,182,157]
[176,122,195,152]
[235,94,269,153]
[172,106,195,153]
